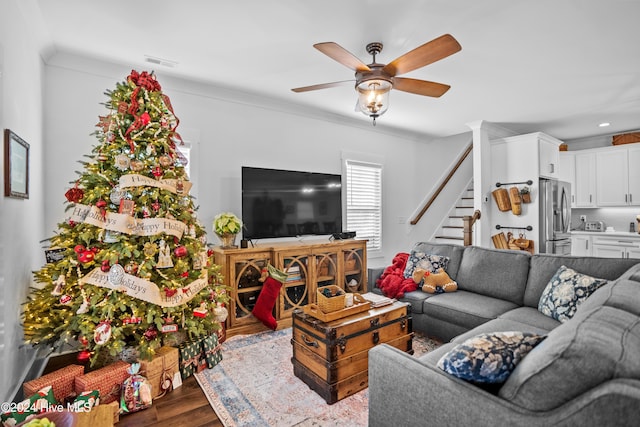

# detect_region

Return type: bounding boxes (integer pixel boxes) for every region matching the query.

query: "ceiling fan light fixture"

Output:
[357,79,392,125]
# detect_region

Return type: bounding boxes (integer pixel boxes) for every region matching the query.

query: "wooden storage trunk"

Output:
[291,301,412,404]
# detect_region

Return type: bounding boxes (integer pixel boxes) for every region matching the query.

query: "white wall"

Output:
[0,0,47,402]
[43,53,471,272]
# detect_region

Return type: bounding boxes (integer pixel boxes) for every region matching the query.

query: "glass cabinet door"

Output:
[231,255,269,327]
[315,252,338,292]
[343,247,365,293]
[279,254,309,318]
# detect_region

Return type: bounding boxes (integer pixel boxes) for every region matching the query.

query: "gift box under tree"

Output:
[75,360,130,404]
[23,364,84,403]
[202,333,223,369]
[178,340,203,379]
[139,346,179,399]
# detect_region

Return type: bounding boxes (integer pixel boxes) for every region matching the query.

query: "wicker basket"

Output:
[317,285,346,313]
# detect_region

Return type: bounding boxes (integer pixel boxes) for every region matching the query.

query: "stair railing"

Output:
[463,210,482,246]
[410,142,473,225]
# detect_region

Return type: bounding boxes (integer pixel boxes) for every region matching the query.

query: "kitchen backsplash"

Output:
[571,207,640,232]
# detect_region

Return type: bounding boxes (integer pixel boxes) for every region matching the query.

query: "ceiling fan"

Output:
[292,34,462,125]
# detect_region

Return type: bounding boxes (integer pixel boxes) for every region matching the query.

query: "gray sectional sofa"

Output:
[367,242,640,426]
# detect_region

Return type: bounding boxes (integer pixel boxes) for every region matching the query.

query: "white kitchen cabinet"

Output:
[558,152,576,207]
[596,145,640,207]
[591,234,640,259]
[538,135,560,179]
[571,234,591,256]
[628,146,640,206]
[574,152,596,207]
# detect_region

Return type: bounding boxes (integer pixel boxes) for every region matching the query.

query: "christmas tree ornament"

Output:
[80,336,89,346]
[143,327,158,341]
[78,250,95,263]
[151,200,161,212]
[159,155,172,168]
[125,261,138,275]
[156,240,174,268]
[65,186,84,203]
[74,244,86,254]
[60,295,72,305]
[110,186,127,205]
[103,230,120,243]
[173,246,187,258]
[213,303,229,323]
[106,131,115,142]
[130,159,144,172]
[115,154,131,171]
[94,321,112,345]
[108,264,125,286]
[77,349,92,364]
[146,144,156,156]
[76,290,90,314]
[193,302,208,318]
[143,242,158,257]
[51,275,66,296]
[152,165,163,179]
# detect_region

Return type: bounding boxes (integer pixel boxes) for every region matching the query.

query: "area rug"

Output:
[194,328,441,427]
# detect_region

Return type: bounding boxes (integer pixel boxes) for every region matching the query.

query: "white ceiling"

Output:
[34,0,640,141]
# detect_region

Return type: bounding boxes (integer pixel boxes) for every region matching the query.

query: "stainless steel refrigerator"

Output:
[539,178,572,254]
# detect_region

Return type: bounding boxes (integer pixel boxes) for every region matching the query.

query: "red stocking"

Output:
[252,264,287,330]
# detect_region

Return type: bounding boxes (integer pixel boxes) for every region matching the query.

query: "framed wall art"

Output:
[4,129,30,199]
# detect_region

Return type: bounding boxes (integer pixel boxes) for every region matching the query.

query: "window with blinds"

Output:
[345,159,382,251]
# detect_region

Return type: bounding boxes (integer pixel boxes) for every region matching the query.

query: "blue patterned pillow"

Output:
[437,332,546,383]
[402,251,449,279]
[538,265,608,322]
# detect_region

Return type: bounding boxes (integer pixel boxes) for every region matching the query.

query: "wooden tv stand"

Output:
[211,239,367,338]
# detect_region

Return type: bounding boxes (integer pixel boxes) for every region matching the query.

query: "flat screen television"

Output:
[241,166,343,240]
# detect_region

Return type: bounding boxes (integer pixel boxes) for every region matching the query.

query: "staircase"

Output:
[434,184,474,245]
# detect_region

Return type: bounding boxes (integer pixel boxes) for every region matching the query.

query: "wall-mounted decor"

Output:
[4,129,30,199]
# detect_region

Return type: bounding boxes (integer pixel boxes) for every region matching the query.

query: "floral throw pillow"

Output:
[538,265,608,322]
[402,251,449,279]
[437,332,546,383]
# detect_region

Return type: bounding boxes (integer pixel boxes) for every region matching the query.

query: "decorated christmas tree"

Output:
[23,70,228,365]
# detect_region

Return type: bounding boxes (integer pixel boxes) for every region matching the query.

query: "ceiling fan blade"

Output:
[382,34,461,76]
[313,42,372,73]
[291,80,354,93]
[393,77,451,97]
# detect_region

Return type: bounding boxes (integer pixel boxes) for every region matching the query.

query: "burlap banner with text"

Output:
[80,267,209,307]
[67,204,187,239]
[118,174,193,195]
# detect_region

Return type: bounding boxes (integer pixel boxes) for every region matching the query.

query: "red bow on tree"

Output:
[128,70,161,92]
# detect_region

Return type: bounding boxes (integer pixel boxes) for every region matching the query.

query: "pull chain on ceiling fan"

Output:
[292,34,462,125]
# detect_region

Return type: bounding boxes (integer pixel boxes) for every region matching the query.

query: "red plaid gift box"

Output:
[23,364,84,403]
[75,360,131,404]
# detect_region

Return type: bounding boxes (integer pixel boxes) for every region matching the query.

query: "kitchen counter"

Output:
[571,230,640,238]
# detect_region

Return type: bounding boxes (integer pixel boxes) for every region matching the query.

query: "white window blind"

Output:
[345,160,382,251]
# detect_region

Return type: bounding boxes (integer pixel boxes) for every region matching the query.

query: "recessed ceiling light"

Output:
[599,122,610,127]
[144,55,178,68]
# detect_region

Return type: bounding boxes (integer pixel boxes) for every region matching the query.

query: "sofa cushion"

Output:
[523,255,640,308]
[452,316,555,345]
[398,290,433,314]
[577,278,640,317]
[499,306,640,411]
[423,290,518,330]
[498,307,561,332]
[538,265,608,322]
[402,251,449,279]
[455,246,530,305]
[410,242,465,280]
[437,331,546,384]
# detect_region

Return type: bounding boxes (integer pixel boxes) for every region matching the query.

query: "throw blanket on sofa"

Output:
[376,252,418,299]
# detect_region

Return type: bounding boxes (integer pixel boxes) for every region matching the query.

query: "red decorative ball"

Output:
[77,350,91,364]
[174,246,188,258]
[78,251,95,263]
[96,200,107,208]
[74,245,86,254]
[65,187,84,203]
[101,260,111,272]
[80,336,89,346]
